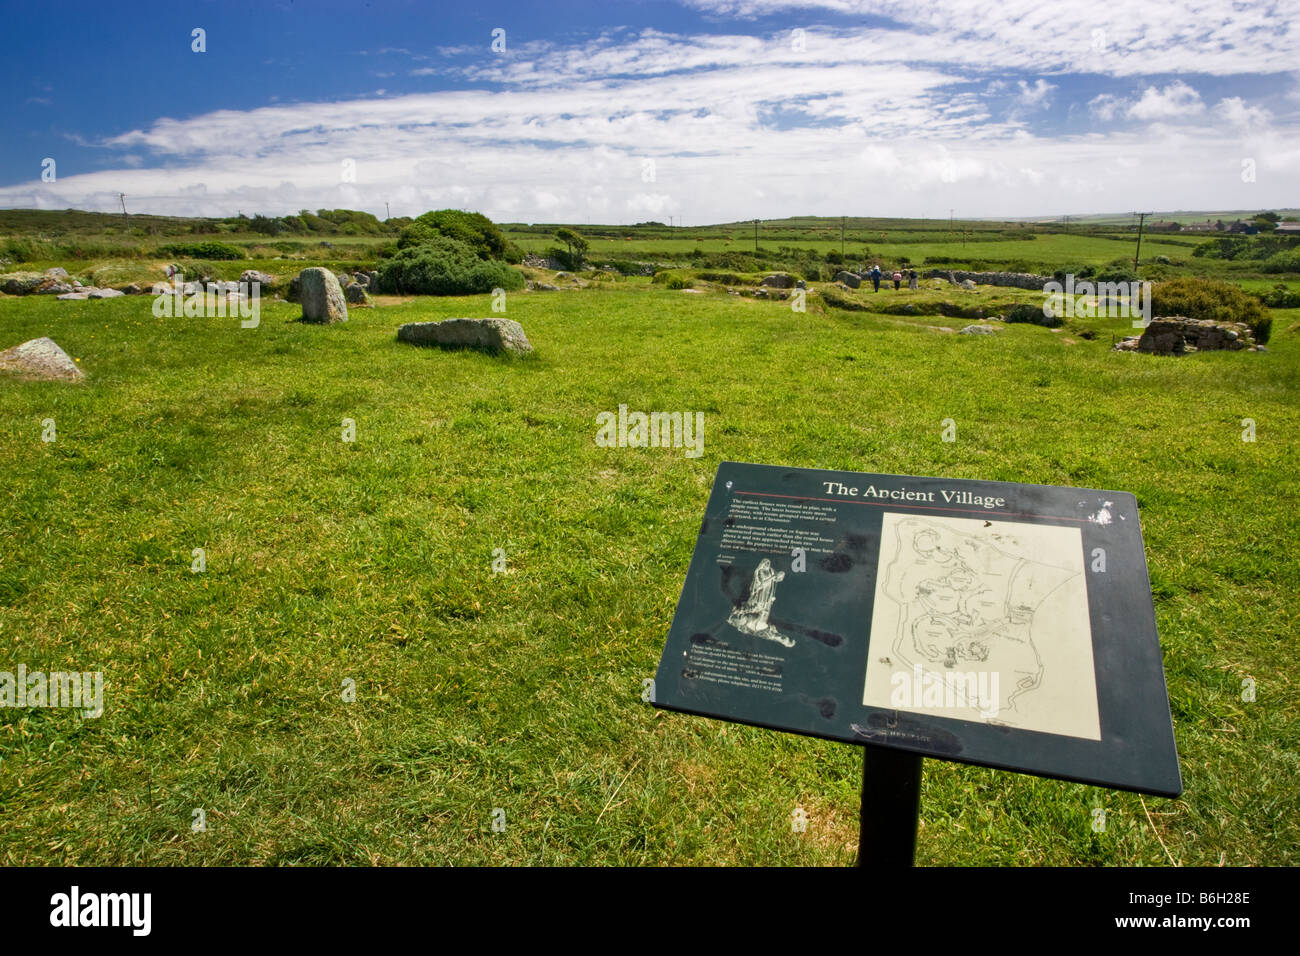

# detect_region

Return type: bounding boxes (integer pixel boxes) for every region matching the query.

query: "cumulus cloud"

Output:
[1127,80,1205,120]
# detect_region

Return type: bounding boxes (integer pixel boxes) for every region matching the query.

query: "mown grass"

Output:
[0,279,1296,865]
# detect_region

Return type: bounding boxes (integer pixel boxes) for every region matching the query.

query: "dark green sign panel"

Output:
[652,462,1182,797]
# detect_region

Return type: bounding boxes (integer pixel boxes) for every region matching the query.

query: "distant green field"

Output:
[1,276,1296,865]
[519,232,1195,269]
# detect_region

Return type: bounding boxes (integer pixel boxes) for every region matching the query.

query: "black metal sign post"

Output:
[652,462,1182,865]
[859,745,923,867]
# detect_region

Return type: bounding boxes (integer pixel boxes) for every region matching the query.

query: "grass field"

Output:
[1,272,1297,865]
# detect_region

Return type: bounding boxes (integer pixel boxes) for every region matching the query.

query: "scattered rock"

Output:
[88,288,125,299]
[397,318,533,355]
[344,282,370,305]
[57,292,90,300]
[298,267,348,323]
[240,269,275,288]
[286,275,302,303]
[119,283,147,295]
[0,337,84,382]
[35,282,75,295]
[834,271,861,289]
[959,279,976,290]
[761,273,796,288]
[45,267,69,278]
[528,281,559,291]
[959,324,997,335]
[795,279,806,289]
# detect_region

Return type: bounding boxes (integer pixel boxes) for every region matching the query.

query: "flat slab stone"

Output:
[397,318,533,355]
[0,337,84,382]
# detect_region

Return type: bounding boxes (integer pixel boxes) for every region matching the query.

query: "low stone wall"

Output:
[1113,317,1256,355]
[922,269,1051,290]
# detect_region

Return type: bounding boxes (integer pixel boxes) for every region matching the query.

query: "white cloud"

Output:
[1128,80,1205,120]
[2,11,1297,221]
[1015,80,1055,111]
[1214,96,1271,129]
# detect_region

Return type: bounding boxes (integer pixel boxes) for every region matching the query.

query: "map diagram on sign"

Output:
[863,513,1102,741]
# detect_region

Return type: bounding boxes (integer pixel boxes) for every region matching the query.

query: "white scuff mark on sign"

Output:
[1088,501,1115,525]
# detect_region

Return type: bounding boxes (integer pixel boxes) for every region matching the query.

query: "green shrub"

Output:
[1005,303,1062,327]
[1149,276,1271,343]
[156,241,244,260]
[376,236,524,295]
[1052,264,1095,283]
[1095,266,1139,284]
[653,271,692,290]
[404,209,508,260]
[1261,283,1300,308]
[1261,249,1300,274]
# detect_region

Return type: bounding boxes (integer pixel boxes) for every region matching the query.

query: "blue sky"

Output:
[2,0,1297,222]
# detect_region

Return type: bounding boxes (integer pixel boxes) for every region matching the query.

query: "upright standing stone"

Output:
[299,267,348,323]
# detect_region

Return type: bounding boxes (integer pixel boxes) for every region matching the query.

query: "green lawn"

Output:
[0,280,1296,865]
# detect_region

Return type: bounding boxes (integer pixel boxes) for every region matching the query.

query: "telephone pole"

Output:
[1134,211,1152,272]
[385,201,391,221]
[119,193,128,220]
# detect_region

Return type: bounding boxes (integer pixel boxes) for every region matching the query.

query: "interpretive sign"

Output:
[652,462,1182,797]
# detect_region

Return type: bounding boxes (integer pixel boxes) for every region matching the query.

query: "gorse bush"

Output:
[156,241,245,260]
[1260,284,1300,308]
[398,210,508,261]
[1150,276,1272,343]
[376,236,524,295]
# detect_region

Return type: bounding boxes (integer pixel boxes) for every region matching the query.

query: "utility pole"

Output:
[1134,211,1152,272]
[754,218,759,254]
[385,201,391,221]
[949,208,954,233]
[119,193,128,220]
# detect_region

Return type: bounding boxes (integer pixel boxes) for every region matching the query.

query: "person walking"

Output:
[892,269,903,291]
[908,269,918,291]
[869,263,882,292]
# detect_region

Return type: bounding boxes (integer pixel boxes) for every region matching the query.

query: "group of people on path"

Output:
[866,264,918,292]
